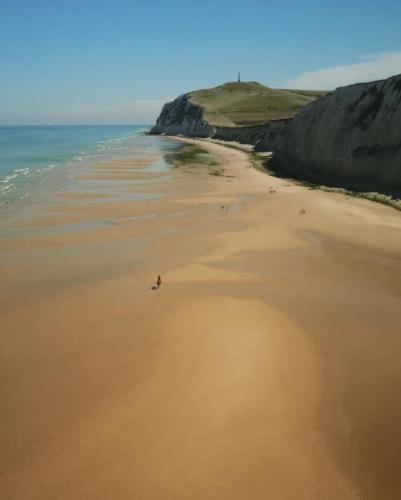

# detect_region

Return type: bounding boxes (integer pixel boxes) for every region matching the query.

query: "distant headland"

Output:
[151,75,401,198]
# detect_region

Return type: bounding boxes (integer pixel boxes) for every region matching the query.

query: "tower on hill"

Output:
[238,72,241,83]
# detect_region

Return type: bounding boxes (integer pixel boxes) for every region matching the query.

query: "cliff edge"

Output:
[151,75,401,196]
[150,82,325,134]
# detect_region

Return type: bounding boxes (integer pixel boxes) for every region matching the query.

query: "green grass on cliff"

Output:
[188,81,327,127]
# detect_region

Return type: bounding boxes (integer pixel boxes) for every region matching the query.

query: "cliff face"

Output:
[151,82,326,132]
[151,74,401,196]
[276,74,401,194]
[150,94,214,137]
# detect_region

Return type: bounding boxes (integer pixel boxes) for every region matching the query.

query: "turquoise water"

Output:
[0,125,168,204]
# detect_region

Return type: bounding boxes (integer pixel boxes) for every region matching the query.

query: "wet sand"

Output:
[1,137,401,499]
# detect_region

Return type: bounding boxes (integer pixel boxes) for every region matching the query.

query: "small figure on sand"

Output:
[151,275,162,290]
[299,208,306,215]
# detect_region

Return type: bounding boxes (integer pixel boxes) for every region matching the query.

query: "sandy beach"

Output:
[1,137,401,499]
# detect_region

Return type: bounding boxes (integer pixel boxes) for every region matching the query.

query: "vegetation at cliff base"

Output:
[164,142,233,178]
[164,143,218,166]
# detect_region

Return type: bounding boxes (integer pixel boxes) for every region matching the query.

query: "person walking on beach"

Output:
[156,275,162,288]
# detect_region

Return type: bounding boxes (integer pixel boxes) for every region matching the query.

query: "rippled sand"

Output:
[1,138,401,499]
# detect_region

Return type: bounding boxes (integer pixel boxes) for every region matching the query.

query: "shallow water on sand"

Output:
[0,125,177,209]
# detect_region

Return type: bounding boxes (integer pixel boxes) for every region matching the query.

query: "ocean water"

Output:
[0,125,167,206]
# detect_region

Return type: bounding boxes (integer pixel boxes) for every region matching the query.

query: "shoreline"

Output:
[172,134,401,211]
[151,73,401,200]
[1,137,401,499]
[0,125,156,220]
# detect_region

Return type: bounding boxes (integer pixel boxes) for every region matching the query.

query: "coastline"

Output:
[0,125,153,216]
[188,136,401,211]
[1,136,401,498]
[151,73,401,199]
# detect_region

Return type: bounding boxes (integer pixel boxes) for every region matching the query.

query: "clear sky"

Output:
[1,0,401,124]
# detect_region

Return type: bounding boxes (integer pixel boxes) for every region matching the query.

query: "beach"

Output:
[1,136,401,499]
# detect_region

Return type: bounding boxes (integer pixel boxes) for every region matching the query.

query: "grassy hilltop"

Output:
[188,81,327,127]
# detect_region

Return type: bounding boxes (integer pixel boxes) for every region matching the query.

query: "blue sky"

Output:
[1,0,401,124]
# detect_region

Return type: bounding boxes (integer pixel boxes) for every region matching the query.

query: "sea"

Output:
[0,125,169,208]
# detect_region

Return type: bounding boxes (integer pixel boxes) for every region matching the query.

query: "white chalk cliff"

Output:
[151,74,401,196]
